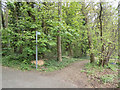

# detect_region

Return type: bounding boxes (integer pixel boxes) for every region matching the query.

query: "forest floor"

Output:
[52,60,118,88]
[2,60,118,88]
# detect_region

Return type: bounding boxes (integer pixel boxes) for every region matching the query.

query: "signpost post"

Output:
[36,31,40,69]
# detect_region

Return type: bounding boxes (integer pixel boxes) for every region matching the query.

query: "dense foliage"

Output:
[1,1,118,67]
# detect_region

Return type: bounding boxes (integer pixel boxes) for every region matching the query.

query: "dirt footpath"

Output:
[2,60,91,88]
[53,60,92,88]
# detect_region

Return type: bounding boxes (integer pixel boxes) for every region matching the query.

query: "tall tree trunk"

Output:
[118,1,120,64]
[57,1,62,62]
[87,27,95,63]
[82,1,95,63]
[5,8,8,28]
[68,43,73,57]
[118,2,120,87]
[13,2,19,53]
[99,1,104,66]
[5,7,10,48]
[0,1,2,62]
[1,4,5,28]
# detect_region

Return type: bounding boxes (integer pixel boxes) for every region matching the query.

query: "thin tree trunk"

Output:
[1,5,5,28]
[57,1,62,62]
[68,44,73,57]
[118,1,120,64]
[0,1,2,60]
[5,7,10,48]
[103,44,115,66]
[99,1,104,66]
[87,27,95,63]
[82,1,95,63]
[5,8,8,28]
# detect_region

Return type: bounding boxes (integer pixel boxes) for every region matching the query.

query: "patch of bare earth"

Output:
[31,60,91,88]
[45,60,118,88]
[53,60,92,88]
[4,59,118,88]
[85,68,118,88]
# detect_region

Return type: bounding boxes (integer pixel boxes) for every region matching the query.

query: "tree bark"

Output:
[103,44,115,66]
[5,8,8,28]
[99,1,104,66]
[118,1,120,64]
[0,1,2,60]
[82,1,95,63]
[1,3,5,28]
[57,1,62,62]
[5,7,10,48]
[68,43,73,57]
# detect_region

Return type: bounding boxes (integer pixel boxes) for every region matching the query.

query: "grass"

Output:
[2,56,88,72]
[82,59,118,74]
[39,57,87,72]
[81,62,104,75]
[81,60,118,85]
[2,57,32,71]
[105,63,118,72]
[100,74,117,83]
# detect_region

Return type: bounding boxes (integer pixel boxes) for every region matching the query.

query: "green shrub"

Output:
[41,57,86,72]
[20,63,31,71]
[2,56,32,70]
[100,74,116,83]
[105,63,118,72]
[2,55,88,72]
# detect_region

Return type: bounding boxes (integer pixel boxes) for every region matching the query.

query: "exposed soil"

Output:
[2,60,119,88]
[37,60,118,88]
[85,68,118,88]
[53,60,92,88]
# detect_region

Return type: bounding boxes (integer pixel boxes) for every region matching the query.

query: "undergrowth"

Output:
[2,56,88,71]
[81,63,104,75]
[81,60,118,84]
[2,56,33,71]
[38,57,87,72]
[100,74,117,83]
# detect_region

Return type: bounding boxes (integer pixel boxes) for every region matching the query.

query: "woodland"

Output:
[1,1,118,65]
[1,0,120,88]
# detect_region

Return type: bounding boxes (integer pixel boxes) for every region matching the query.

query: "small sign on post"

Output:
[37,32,40,35]
[36,31,41,69]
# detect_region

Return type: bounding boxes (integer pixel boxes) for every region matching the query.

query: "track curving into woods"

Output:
[2,60,90,88]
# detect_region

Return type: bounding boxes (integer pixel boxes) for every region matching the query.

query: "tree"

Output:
[98,1,104,66]
[81,1,95,63]
[97,1,118,66]
[62,2,86,58]
[1,1,118,66]
[1,1,5,29]
[118,1,120,64]
[57,1,62,61]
